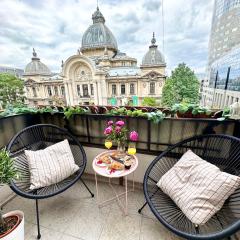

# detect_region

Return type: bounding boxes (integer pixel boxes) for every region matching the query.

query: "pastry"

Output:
[99,155,111,164]
[110,161,124,170]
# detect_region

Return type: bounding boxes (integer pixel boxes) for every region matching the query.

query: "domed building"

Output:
[23,49,65,106]
[24,7,166,107]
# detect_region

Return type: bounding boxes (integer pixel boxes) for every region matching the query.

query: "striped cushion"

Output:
[157,150,240,225]
[25,139,79,190]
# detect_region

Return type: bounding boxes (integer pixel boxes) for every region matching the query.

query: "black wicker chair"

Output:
[7,124,94,239]
[138,134,240,240]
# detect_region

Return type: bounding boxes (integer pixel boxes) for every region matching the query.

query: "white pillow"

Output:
[25,139,79,190]
[157,150,240,225]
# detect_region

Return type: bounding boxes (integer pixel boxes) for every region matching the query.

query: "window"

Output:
[82,84,88,97]
[130,83,135,94]
[90,84,94,95]
[121,84,125,95]
[112,84,117,95]
[32,87,37,97]
[54,86,58,96]
[61,86,65,96]
[49,100,53,105]
[33,101,38,105]
[150,82,155,94]
[77,85,81,96]
[47,86,52,96]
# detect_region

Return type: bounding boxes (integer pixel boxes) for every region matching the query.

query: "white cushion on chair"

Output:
[25,139,79,190]
[157,150,240,225]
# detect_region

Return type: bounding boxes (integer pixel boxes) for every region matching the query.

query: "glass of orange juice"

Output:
[128,142,136,155]
[105,140,112,150]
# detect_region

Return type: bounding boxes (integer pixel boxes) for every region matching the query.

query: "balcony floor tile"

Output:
[2,179,240,240]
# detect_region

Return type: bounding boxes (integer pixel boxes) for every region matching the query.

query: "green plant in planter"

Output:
[217,107,231,121]
[146,111,165,124]
[191,106,212,116]
[0,148,19,235]
[63,106,90,119]
[106,107,127,116]
[0,104,38,118]
[37,106,58,114]
[171,103,212,117]
[171,103,190,114]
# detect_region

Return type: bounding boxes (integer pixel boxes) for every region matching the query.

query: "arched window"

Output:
[121,84,125,95]
[77,85,81,96]
[82,84,88,97]
[61,86,65,96]
[130,83,135,95]
[90,84,94,95]
[47,86,52,96]
[150,82,155,94]
[112,84,117,95]
[54,86,58,96]
[32,87,37,97]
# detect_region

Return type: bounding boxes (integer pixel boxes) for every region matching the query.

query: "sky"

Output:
[0,0,214,75]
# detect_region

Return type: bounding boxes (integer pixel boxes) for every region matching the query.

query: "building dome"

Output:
[81,7,118,52]
[142,33,165,66]
[24,49,51,76]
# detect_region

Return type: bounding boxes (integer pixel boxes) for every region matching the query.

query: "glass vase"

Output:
[117,141,126,156]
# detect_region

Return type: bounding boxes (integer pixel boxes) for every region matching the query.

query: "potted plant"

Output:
[0,148,24,240]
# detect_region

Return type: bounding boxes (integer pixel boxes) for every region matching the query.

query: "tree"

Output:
[142,97,157,107]
[162,63,200,107]
[0,73,25,108]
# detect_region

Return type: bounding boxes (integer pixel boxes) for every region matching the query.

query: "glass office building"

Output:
[202,0,240,108]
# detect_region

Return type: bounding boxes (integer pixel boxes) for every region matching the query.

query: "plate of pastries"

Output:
[96,152,133,175]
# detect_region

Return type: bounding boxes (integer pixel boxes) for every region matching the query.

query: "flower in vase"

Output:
[130,131,138,141]
[116,120,125,127]
[104,126,112,135]
[115,126,122,133]
[107,120,113,126]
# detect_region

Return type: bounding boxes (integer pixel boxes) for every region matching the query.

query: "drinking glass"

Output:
[127,142,136,155]
[105,140,112,150]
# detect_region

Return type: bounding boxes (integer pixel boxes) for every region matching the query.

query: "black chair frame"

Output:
[138,134,240,240]
[7,124,94,239]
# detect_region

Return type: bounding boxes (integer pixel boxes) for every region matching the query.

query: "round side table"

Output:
[92,150,138,215]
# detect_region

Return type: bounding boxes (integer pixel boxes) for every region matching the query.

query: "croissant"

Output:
[110,161,124,170]
[101,156,111,164]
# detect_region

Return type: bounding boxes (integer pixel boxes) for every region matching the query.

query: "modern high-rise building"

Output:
[201,0,240,108]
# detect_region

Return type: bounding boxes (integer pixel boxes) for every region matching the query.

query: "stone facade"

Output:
[23,8,166,107]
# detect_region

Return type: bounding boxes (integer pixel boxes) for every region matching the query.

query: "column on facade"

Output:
[93,81,98,104]
[97,80,103,105]
[64,82,72,106]
[101,76,108,105]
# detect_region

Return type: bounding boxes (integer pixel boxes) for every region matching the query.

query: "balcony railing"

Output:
[1,112,239,155]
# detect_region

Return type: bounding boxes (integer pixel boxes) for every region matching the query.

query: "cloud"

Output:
[0,0,214,74]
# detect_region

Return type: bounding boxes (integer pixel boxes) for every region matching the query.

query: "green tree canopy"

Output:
[0,73,25,108]
[162,63,200,107]
[141,97,157,107]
